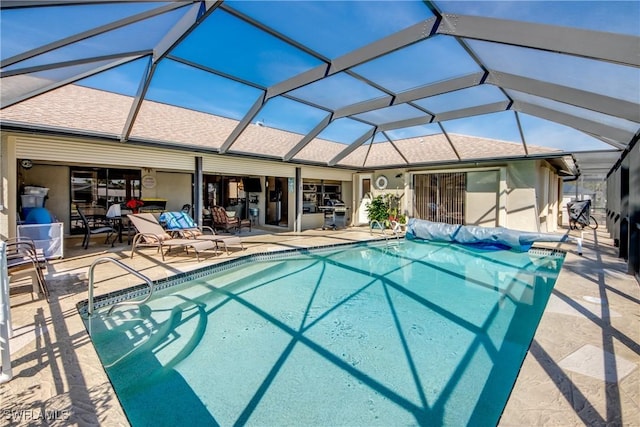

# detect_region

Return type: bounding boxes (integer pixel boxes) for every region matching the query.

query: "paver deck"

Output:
[2,225,638,426]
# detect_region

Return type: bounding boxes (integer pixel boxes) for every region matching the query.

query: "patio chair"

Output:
[77,207,116,249]
[5,237,49,301]
[211,206,251,234]
[159,211,245,255]
[127,213,217,261]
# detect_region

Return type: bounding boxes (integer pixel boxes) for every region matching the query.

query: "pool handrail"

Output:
[369,220,401,240]
[1,241,13,383]
[87,257,154,317]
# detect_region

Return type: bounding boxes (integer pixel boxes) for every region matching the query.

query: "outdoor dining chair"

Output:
[76,207,117,249]
[5,237,49,301]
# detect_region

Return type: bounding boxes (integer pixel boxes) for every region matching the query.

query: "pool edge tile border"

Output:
[76,237,394,315]
[76,240,566,316]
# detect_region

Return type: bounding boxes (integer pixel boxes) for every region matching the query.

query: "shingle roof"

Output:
[1,83,560,168]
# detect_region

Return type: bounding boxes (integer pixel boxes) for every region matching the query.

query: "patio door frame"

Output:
[356,174,372,225]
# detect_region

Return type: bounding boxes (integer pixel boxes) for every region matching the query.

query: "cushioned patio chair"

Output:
[211,206,251,234]
[77,207,116,249]
[127,213,217,261]
[159,211,245,255]
[5,237,49,301]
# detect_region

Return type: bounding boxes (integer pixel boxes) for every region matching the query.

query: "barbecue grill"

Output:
[319,199,348,230]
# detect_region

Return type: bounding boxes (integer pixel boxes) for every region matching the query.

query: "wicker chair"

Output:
[211,206,251,233]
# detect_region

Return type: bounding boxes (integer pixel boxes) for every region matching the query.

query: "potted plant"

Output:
[126,198,144,214]
[366,195,390,227]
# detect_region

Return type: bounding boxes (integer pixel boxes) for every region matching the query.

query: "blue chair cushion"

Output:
[159,211,197,230]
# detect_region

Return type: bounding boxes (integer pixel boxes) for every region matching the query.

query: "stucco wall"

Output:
[155,171,192,213]
[505,161,540,232]
[0,135,8,239]
[465,170,498,226]
[341,180,354,224]
[1,136,17,240]
[19,165,70,233]
[535,164,561,233]
[372,170,405,193]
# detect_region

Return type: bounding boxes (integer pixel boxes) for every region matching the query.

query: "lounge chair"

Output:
[211,205,251,234]
[127,213,218,261]
[159,211,245,255]
[5,237,49,301]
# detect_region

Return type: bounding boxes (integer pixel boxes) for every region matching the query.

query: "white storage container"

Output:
[21,194,45,207]
[23,186,49,196]
[17,223,64,259]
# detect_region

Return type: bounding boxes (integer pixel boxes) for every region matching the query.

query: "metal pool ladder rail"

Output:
[369,220,402,241]
[87,257,154,317]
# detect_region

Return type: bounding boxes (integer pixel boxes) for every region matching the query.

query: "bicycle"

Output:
[567,200,598,231]
[569,214,598,230]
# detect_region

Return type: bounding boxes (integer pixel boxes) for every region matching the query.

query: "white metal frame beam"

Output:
[121,1,222,141]
[437,13,640,67]
[486,71,640,123]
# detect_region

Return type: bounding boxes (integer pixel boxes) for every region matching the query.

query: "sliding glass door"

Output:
[414,172,466,224]
[70,167,140,233]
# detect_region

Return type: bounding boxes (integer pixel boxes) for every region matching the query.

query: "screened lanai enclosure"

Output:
[1,1,639,273]
[1,1,638,166]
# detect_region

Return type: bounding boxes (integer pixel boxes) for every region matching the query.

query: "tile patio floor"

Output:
[2,225,638,426]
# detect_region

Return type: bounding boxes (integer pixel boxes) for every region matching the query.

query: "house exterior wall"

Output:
[375,160,562,232]
[465,170,499,227]
[1,132,358,236]
[354,169,406,225]
[19,164,69,232]
[1,135,17,240]
[505,161,540,232]
[156,172,192,213]
[2,131,569,238]
[341,180,354,225]
[359,160,564,233]
[534,162,561,233]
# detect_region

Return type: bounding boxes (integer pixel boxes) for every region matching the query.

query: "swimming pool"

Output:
[80,240,565,426]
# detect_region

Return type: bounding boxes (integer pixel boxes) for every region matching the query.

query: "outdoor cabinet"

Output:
[17,222,64,259]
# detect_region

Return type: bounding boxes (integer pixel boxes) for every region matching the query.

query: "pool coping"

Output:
[76,239,566,316]
[76,237,395,315]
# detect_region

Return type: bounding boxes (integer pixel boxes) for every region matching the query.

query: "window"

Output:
[414,173,466,224]
[70,167,140,234]
[303,180,342,213]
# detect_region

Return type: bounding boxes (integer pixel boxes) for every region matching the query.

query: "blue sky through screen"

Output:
[440,1,640,36]
[0,2,169,60]
[1,0,635,152]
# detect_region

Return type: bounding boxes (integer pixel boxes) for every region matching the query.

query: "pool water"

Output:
[83,240,564,426]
